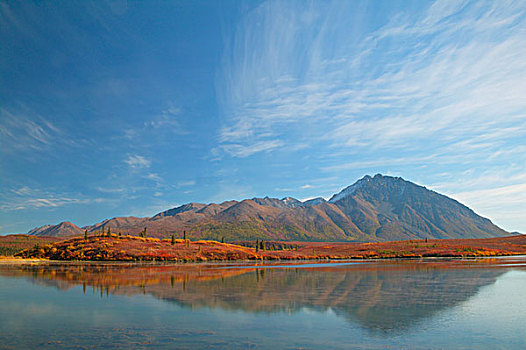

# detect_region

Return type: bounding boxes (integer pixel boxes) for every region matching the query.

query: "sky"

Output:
[1,0,525,234]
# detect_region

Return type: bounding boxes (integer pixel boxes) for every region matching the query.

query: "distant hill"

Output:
[28,221,83,237]
[27,174,509,241]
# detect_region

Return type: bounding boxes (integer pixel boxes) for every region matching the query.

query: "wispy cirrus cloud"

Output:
[122,101,185,142]
[124,154,151,169]
[0,186,94,211]
[217,0,526,158]
[144,173,162,182]
[220,140,284,158]
[450,182,526,230]
[0,108,62,153]
[177,180,196,187]
[143,102,183,131]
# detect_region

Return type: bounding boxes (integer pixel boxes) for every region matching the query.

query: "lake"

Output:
[1,257,525,349]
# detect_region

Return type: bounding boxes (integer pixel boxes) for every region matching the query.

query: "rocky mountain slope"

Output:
[27,174,508,241]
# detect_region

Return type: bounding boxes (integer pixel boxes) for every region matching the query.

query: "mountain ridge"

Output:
[27,174,509,241]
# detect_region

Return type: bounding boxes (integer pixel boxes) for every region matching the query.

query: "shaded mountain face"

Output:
[27,174,508,241]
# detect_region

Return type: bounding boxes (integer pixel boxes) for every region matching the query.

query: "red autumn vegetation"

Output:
[12,233,526,261]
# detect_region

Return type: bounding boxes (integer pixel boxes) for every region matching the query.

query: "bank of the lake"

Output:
[9,234,526,262]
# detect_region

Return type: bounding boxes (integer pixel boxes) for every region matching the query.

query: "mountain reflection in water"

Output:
[2,258,523,334]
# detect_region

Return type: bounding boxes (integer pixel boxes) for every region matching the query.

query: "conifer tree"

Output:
[171,234,175,245]
[84,230,88,240]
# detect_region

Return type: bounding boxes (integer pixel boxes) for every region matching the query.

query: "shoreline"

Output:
[5,234,526,263]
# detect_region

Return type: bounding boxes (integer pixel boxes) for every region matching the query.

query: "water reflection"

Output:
[2,258,523,334]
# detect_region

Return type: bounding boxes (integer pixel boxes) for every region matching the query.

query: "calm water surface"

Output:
[1,257,525,349]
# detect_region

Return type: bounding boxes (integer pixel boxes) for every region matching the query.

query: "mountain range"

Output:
[28,174,508,241]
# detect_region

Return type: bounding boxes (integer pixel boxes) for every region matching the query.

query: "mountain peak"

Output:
[281,197,303,207]
[28,221,83,237]
[154,202,207,218]
[57,221,76,228]
[329,174,414,203]
[251,196,302,208]
[329,174,376,203]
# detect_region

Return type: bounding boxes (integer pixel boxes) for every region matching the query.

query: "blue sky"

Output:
[1,0,525,234]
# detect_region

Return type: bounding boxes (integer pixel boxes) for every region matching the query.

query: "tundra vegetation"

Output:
[4,233,526,262]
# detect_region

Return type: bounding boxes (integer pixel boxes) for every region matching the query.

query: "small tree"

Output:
[183,230,186,240]
[256,239,259,252]
[171,234,175,245]
[221,236,225,244]
[84,230,88,240]
[107,227,111,237]
[101,226,105,237]
[260,240,265,251]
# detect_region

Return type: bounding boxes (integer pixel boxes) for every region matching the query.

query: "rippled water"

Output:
[1,257,525,349]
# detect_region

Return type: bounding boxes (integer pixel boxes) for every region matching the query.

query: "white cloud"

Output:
[177,180,196,187]
[145,173,162,182]
[453,183,526,206]
[24,198,90,208]
[123,128,138,140]
[124,155,151,169]
[1,186,92,211]
[144,115,180,129]
[121,101,184,142]
[144,101,183,131]
[217,0,526,157]
[220,140,284,158]
[13,186,33,196]
[95,186,126,193]
[0,108,62,152]
[450,183,526,232]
